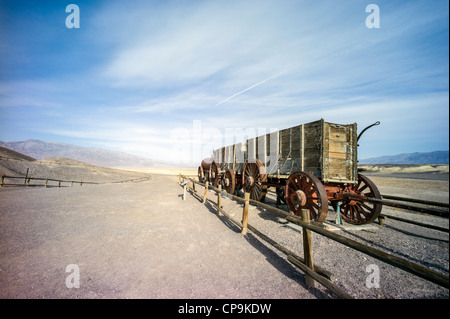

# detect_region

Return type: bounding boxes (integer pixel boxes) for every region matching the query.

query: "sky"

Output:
[0,0,448,165]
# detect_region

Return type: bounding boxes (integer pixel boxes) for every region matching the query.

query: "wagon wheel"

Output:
[286,171,328,223]
[242,159,267,201]
[334,174,382,225]
[222,169,236,194]
[198,166,204,183]
[209,161,221,187]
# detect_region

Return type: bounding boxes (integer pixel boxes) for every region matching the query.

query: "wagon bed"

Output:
[201,119,382,225]
[214,119,358,184]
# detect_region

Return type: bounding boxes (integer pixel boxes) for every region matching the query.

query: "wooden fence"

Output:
[179,174,449,298]
[0,174,151,188]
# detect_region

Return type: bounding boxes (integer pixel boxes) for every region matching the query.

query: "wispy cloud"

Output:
[215,71,287,106]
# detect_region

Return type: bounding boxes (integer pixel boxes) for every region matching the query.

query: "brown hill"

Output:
[0,146,36,162]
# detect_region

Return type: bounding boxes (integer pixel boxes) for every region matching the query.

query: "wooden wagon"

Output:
[198,119,382,225]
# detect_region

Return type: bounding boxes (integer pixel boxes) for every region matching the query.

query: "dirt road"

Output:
[0,174,330,299]
[0,172,448,299]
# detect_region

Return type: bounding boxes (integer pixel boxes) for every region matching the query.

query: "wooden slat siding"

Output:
[247,137,256,162]
[303,120,322,178]
[301,124,305,172]
[291,125,302,175]
[222,146,226,171]
[212,119,357,183]
[235,142,247,174]
[350,123,358,182]
[322,122,357,183]
[267,131,279,175]
[233,144,237,171]
[213,149,220,169]
[216,147,223,170]
[224,145,234,171]
[257,134,267,166]
[278,127,291,175]
[222,147,226,171]
[220,146,230,172]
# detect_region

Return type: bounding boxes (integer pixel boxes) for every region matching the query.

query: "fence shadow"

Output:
[186,187,337,298]
[179,176,450,295]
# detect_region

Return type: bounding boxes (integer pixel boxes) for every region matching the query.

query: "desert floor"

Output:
[0,167,448,299]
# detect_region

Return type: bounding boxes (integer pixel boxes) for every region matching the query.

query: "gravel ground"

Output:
[195,173,449,299]
[0,163,448,299]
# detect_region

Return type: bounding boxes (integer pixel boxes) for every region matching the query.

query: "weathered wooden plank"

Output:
[257,134,267,165]
[235,142,247,174]
[267,131,279,175]
[247,138,256,161]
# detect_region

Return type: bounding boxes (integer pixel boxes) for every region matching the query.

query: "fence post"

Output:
[27,177,31,187]
[58,181,61,188]
[24,168,29,186]
[180,181,188,201]
[203,181,209,203]
[241,192,250,235]
[217,185,222,215]
[301,209,315,288]
[45,178,48,188]
[1,174,4,187]
[192,179,196,192]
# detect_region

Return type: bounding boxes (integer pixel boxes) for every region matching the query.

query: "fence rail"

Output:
[0,174,151,188]
[179,174,449,298]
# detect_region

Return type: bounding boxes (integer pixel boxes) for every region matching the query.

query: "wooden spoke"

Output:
[242,159,267,202]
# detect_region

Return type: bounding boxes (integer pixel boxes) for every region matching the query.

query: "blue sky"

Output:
[0,0,448,165]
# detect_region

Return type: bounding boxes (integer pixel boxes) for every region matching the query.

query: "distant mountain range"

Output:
[360,150,449,165]
[0,139,171,168]
[1,139,448,167]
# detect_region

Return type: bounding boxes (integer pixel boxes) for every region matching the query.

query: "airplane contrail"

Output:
[215,71,286,106]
